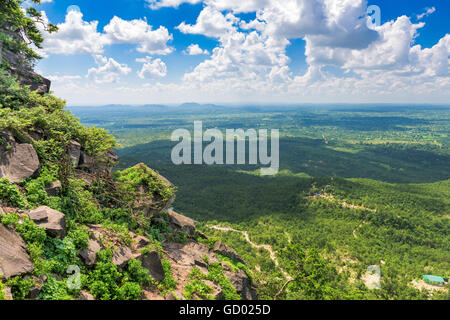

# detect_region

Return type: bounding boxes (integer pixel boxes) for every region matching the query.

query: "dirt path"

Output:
[313,193,374,239]
[318,193,376,212]
[208,225,292,280]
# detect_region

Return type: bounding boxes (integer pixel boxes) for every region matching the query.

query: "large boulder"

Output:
[139,250,165,282]
[225,269,258,300]
[164,242,219,272]
[45,181,62,196]
[28,206,66,238]
[79,239,101,267]
[25,275,46,299]
[168,210,195,238]
[0,142,40,183]
[0,224,34,279]
[112,246,141,269]
[117,163,175,217]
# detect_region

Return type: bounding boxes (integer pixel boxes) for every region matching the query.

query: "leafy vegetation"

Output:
[0,0,57,64]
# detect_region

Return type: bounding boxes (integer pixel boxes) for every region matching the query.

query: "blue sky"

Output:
[32,0,449,105]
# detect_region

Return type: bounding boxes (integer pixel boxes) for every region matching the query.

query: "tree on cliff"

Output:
[0,0,57,64]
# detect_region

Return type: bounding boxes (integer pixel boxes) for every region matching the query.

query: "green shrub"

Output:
[1,213,47,245]
[125,259,154,287]
[66,223,89,250]
[114,164,175,207]
[6,276,34,300]
[0,178,29,208]
[43,238,82,276]
[206,263,241,300]
[116,282,142,300]
[158,260,178,293]
[0,280,6,300]
[38,276,73,300]
[183,280,214,300]
[23,167,58,207]
[0,71,65,111]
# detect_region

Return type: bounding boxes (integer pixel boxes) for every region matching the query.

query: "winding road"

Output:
[207,225,292,280]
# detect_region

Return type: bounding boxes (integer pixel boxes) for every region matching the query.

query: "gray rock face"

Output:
[78,150,118,175]
[213,242,246,265]
[130,163,174,217]
[25,275,46,299]
[112,246,141,269]
[45,181,62,196]
[202,280,223,300]
[1,47,51,94]
[28,206,66,238]
[225,269,258,300]
[69,141,81,167]
[134,235,150,249]
[139,250,165,282]
[0,143,40,183]
[79,239,101,267]
[0,224,34,279]
[168,210,195,237]
[164,242,219,271]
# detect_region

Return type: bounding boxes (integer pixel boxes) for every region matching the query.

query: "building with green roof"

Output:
[422,275,445,286]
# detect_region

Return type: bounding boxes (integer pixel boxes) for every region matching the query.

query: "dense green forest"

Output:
[68,104,450,300]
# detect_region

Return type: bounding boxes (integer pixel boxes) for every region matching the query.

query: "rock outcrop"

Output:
[0,18,257,301]
[68,140,81,167]
[1,45,51,94]
[163,241,257,300]
[127,163,175,217]
[112,246,141,269]
[168,210,196,238]
[25,275,46,299]
[79,239,101,267]
[225,269,258,300]
[0,224,34,279]
[28,206,66,238]
[44,181,62,196]
[0,139,40,183]
[139,250,165,282]
[213,241,246,265]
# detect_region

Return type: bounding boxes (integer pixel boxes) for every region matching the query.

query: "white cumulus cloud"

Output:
[87,55,132,84]
[40,10,173,55]
[137,57,167,79]
[184,44,209,55]
[102,16,173,55]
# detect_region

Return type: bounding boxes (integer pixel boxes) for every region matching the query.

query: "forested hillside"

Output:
[107,106,450,300]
